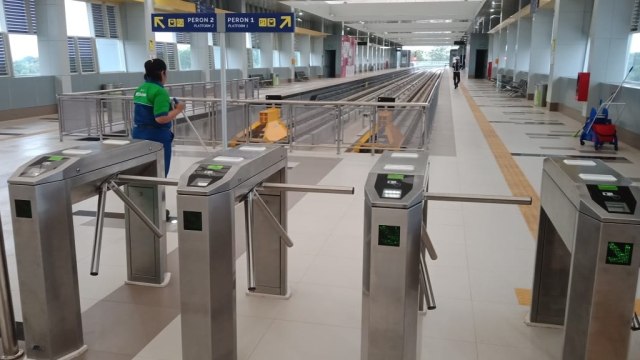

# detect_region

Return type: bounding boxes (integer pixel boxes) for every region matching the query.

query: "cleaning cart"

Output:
[579,107,618,150]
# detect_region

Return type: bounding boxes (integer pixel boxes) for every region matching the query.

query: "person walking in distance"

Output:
[452,58,461,89]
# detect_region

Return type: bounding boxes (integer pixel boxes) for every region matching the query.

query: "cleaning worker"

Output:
[452,58,461,89]
[132,58,185,176]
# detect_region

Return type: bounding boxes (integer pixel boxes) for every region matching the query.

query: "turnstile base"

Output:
[26,345,88,360]
[523,313,563,329]
[245,288,292,300]
[0,348,23,360]
[125,272,172,288]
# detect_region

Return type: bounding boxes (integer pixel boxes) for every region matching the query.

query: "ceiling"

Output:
[279,0,485,46]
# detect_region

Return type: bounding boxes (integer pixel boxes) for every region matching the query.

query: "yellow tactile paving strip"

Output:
[460,84,541,238]
[515,288,640,314]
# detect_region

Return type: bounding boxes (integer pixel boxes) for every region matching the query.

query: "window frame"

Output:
[67,36,98,74]
[625,31,640,85]
[0,32,12,76]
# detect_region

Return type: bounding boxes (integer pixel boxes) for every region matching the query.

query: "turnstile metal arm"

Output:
[425,192,532,205]
[421,223,438,260]
[107,181,164,238]
[260,183,355,195]
[419,252,436,310]
[90,183,108,276]
[115,174,179,187]
[632,313,640,331]
[252,190,294,247]
[244,191,257,291]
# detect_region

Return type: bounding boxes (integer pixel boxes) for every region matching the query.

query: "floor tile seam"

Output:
[245,318,277,360]
[266,317,361,331]
[0,128,58,142]
[460,84,540,238]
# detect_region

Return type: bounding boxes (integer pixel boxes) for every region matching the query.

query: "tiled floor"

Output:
[0,70,639,359]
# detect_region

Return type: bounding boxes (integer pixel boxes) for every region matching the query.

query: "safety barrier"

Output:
[58,78,260,140]
[57,75,441,154]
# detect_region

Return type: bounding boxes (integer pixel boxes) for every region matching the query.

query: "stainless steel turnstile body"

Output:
[8,140,168,360]
[362,151,429,360]
[530,158,640,360]
[177,145,288,360]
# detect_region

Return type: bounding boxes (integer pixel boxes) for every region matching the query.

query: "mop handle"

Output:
[174,98,211,153]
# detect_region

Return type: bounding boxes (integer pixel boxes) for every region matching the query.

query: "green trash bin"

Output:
[534,84,548,107]
[271,73,280,86]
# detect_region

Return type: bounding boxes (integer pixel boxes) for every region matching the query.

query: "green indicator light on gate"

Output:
[207,165,224,170]
[598,184,619,191]
[387,174,405,180]
[606,242,633,266]
[48,156,64,161]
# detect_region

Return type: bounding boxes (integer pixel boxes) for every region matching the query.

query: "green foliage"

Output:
[13,56,39,76]
[428,47,449,61]
[413,50,427,61]
[178,48,191,70]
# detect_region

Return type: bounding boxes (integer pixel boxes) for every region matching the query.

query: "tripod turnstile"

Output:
[362,151,532,360]
[8,139,169,359]
[362,151,434,360]
[529,158,640,360]
[177,144,354,360]
[177,145,289,360]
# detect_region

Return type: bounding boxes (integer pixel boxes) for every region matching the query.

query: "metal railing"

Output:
[57,75,441,154]
[58,78,260,140]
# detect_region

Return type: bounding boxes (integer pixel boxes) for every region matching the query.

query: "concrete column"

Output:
[366,32,370,71]
[506,23,518,76]
[144,0,154,58]
[122,3,148,73]
[527,8,554,97]
[258,33,274,73]
[276,34,294,80]
[497,29,508,76]
[515,17,532,80]
[297,34,311,67]
[191,33,210,82]
[36,0,71,93]
[585,0,636,108]
[547,0,594,111]
[310,36,323,73]
[226,33,248,78]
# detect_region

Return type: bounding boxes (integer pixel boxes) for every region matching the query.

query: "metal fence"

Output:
[57,76,441,154]
[58,78,260,140]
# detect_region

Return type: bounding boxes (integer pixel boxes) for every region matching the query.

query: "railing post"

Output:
[336,105,342,155]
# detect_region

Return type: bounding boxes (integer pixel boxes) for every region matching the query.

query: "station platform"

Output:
[257,67,421,98]
[0,69,639,359]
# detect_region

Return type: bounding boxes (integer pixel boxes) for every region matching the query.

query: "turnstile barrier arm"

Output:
[421,223,438,261]
[244,191,257,291]
[107,181,164,238]
[115,174,179,187]
[260,183,355,195]
[425,192,532,205]
[419,251,436,310]
[253,190,294,247]
[90,183,108,276]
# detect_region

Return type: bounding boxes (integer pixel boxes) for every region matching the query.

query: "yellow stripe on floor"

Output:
[515,288,640,314]
[460,84,541,238]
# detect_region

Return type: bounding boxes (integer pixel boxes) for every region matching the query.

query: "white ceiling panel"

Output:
[281,0,484,46]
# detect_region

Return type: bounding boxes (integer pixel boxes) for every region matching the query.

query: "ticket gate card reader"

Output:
[530,157,640,360]
[8,139,168,360]
[362,151,435,360]
[177,145,289,360]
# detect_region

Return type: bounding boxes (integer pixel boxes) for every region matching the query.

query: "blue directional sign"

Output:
[151,13,217,32]
[224,13,295,33]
